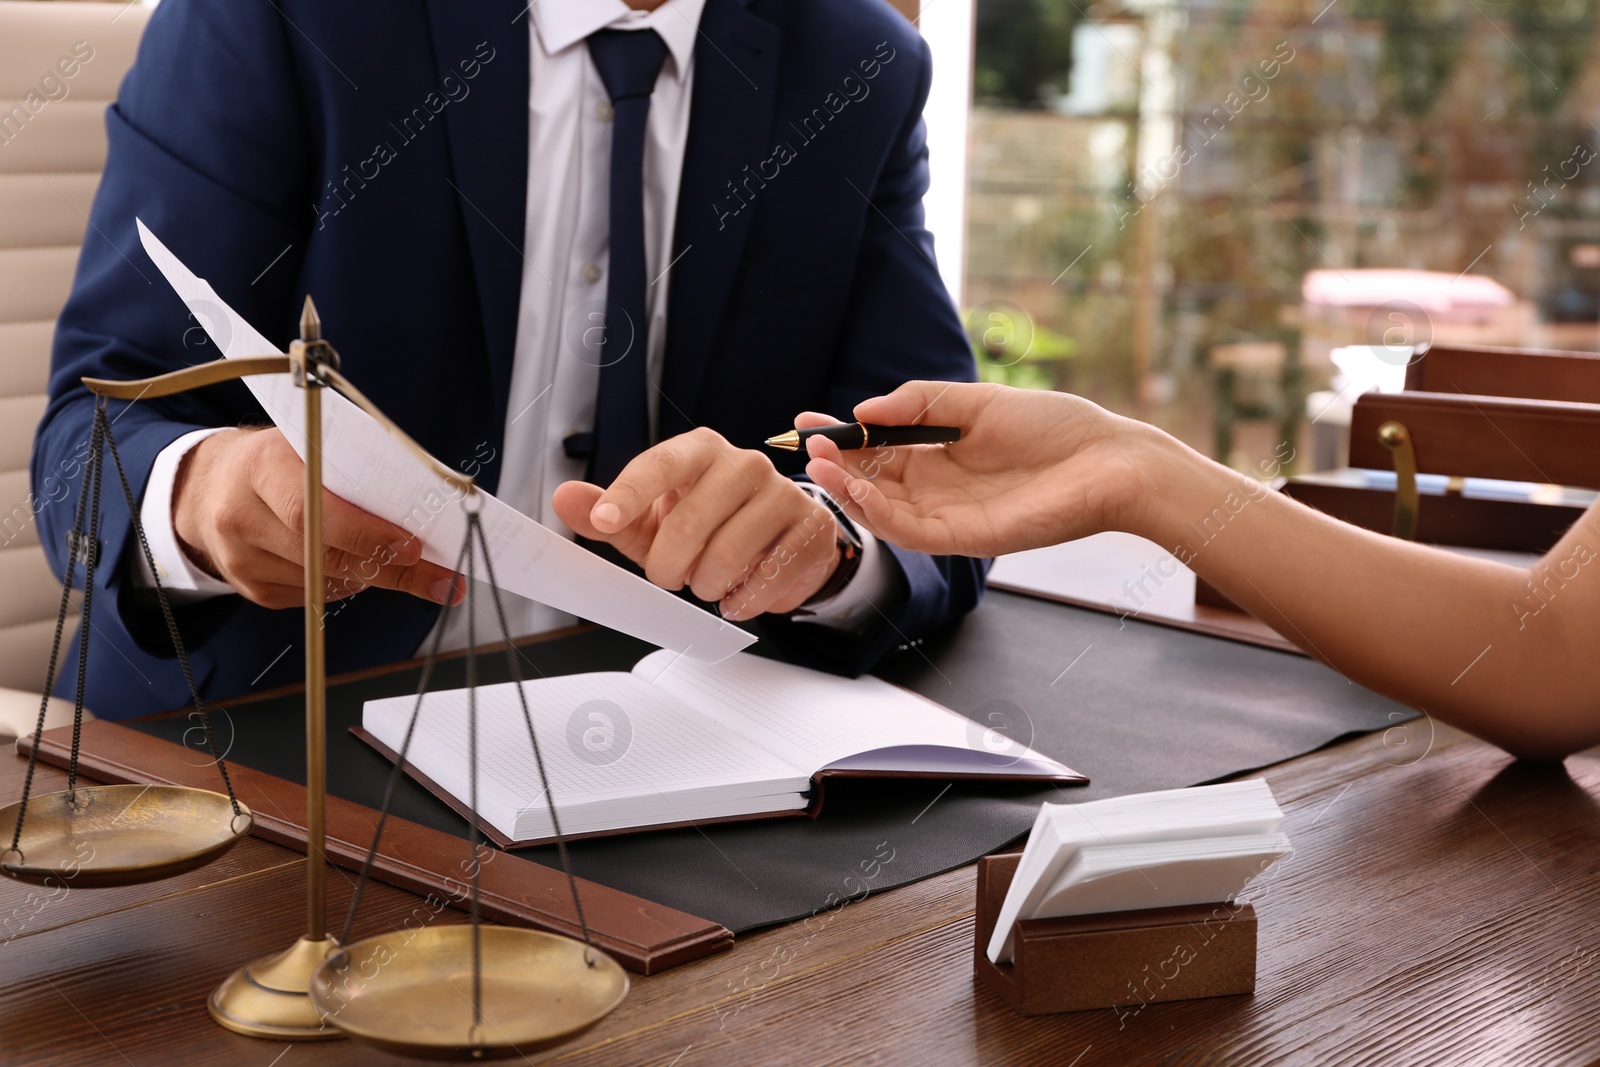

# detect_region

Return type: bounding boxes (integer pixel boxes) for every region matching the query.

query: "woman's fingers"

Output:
[807,454,965,556]
[804,456,869,524]
[851,380,987,429]
[803,456,910,543]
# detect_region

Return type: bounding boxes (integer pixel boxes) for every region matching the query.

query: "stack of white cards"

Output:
[986,779,1291,964]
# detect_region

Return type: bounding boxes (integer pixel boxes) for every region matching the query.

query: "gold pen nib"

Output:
[765,430,801,451]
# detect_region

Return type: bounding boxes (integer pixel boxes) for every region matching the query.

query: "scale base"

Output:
[209,935,344,1041]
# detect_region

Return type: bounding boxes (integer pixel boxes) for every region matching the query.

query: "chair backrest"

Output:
[0,1,150,692]
[1404,342,1600,404]
[1349,390,1600,490]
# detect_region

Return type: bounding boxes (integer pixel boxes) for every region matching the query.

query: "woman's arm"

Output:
[801,382,1600,760]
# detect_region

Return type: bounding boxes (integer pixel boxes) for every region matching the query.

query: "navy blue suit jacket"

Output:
[34,0,985,721]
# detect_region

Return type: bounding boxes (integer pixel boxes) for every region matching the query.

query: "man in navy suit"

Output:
[34,0,984,721]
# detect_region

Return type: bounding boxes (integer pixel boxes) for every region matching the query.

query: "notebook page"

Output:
[633,650,1030,772]
[362,672,805,840]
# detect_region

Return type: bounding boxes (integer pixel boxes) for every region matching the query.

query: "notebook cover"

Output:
[17,720,732,974]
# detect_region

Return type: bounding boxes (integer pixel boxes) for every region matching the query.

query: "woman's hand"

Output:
[808,381,1600,761]
[801,381,1154,558]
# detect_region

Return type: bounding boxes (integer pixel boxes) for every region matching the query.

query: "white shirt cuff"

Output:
[134,428,236,602]
[791,483,900,631]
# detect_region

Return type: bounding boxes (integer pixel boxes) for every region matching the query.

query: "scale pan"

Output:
[1,784,252,889]
[310,926,629,1060]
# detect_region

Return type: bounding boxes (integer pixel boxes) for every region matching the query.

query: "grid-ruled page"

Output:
[362,672,805,840]
[635,650,981,770]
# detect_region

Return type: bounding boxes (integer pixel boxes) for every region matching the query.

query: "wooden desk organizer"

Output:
[973,853,1258,1015]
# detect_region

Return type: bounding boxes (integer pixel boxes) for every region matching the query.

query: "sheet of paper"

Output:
[637,649,1064,772]
[135,219,753,662]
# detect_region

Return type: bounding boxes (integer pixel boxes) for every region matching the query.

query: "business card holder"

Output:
[973,853,1258,1015]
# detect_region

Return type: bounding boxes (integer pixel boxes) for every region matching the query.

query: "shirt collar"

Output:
[533,0,706,82]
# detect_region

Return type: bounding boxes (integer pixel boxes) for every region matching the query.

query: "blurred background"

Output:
[924,0,1600,475]
[77,0,1600,477]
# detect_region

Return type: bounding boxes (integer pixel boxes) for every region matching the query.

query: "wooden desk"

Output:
[5,721,1599,1064]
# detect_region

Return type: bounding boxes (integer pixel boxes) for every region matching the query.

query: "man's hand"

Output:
[172,427,464,609]
[801,381,1154,558]
[552,427,842,621]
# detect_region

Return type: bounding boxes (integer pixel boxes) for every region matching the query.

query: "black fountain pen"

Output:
[764,422,962,451]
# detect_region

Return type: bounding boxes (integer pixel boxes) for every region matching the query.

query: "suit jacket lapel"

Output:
[423,0,530,416]
[660,0,781,434]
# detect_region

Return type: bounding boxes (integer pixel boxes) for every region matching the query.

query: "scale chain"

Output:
[65,407,106,796]
[466,515,484,1036]
[472,516,596,955]
[332,504,602,1052]
[335,532,472,949]
[101,407,243,815]
[8,401,248,860]
[9,407,100,852]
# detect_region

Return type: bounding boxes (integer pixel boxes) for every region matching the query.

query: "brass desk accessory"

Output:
[3,377,253,889]
[7,298,626,1055]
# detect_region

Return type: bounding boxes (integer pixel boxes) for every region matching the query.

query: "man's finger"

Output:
[325,545,463,604]
[552,480,607,538]
[589,428,723,533]
[763,527,842,614]
[684,488,831,603]
[320,490,421,565]
[720,523,837,620]
[217,545,307,599]
[251,443,420,566]
[551,479,657,567]
[646,452,766,590]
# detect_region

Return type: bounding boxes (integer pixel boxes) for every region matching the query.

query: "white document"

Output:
[135,219,754,663]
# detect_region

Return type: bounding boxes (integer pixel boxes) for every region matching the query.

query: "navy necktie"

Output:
[585,28,669,486]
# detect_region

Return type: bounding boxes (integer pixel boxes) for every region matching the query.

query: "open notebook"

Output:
[358,651,1086,847]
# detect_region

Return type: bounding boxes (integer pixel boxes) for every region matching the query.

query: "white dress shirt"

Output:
[138,0,895,650]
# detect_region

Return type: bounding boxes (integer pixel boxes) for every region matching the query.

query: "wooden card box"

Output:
[972,853,1258,1015]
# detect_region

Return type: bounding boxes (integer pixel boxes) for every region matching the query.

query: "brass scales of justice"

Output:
[0,299,628,1058]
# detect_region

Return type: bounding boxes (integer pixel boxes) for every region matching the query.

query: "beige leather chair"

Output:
[0,1,152,738]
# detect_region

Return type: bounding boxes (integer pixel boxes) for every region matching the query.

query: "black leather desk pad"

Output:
[129,591,1411,933]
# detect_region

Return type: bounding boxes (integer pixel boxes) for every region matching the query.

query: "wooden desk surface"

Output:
[4,720,1598,1065]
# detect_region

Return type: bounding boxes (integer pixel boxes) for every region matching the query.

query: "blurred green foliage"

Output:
[966,311,1076,391]
[973,0,1080,108]
[1350,0,1466,116]
[1511,0,1597,114]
